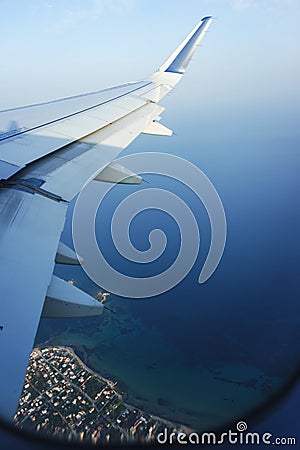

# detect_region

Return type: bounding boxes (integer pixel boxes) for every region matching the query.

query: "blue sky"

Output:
[1,0,299,144]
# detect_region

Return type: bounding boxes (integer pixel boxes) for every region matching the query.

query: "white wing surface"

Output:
[0,16,213,421]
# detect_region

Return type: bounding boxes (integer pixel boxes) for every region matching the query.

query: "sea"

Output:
[35,134,300,433]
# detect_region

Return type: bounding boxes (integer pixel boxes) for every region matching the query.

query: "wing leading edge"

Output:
[0,16,213,422]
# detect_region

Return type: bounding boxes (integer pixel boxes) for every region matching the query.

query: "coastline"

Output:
[36,343,192,432]
[35,312,284,432]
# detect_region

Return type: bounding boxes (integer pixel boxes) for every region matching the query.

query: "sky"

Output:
[1,0,300,145]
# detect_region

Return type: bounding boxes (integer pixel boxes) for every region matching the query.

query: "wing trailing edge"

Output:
[55,241,83,265]
[43,275,103,318]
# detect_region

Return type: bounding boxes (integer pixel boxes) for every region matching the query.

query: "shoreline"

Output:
[37,343,192,432]
[71,345,195,429]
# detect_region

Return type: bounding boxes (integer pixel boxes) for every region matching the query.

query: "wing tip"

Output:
[162,16,213,74]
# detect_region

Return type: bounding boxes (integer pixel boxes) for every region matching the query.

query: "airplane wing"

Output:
[0,16,213,422]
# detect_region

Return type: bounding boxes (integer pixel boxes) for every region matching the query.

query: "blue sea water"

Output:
[35,134,300,432]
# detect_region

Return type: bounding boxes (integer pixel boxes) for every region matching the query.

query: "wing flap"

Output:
[0,189,67,421]
[12,103,164,201]
[43,275,103,318]
[0,160,21,179]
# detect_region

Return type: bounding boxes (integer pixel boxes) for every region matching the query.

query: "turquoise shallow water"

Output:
[35,299,283,431]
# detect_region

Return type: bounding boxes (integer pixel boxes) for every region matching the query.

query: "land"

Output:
[14,346,186,445]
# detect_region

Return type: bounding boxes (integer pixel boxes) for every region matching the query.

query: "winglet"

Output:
[146,16,213,101]
[158,16,213,74]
